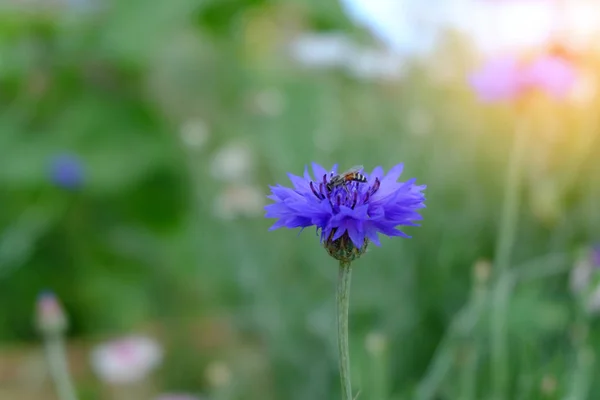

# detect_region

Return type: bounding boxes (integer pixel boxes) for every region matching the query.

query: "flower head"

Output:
[469,54,577,102]
[35,290,68,336]
[90,336,162,384]
[525,55,577,98]
[50,154,84,190]
[265,163,426,262]
[469,55,524,102]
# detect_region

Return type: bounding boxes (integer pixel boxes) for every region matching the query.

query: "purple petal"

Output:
[368,166,384,185]
[303,165,312,181]
[287,173,310,192]
[346,221,365,248]
[332,225,346,241]
[365,227,381,246]
[311,162,328,182]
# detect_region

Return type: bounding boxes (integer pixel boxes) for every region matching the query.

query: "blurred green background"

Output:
[1,0,600,399]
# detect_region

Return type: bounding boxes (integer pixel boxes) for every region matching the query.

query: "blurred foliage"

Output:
[1,0,600,399]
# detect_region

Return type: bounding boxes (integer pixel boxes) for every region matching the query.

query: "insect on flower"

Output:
[326,165,368,195]
[265,163,426,262]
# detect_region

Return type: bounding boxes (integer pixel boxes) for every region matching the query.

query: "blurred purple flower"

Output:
[265,163,426,259]
[50,154,84,189]
[469,54,577,102]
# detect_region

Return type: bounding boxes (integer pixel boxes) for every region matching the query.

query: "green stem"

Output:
[337,261,353,400]
[490,117,529,400]
[44,334,78,400]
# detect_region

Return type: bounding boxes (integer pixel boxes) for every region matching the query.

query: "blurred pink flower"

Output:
[525,56,577,98]
[36,291,68,335]
[90,336,163,384]
[469,55,524,102]
[469,54,577,102]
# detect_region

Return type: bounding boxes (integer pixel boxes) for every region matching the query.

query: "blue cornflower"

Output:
[50,154,84,190]
[265,163,426,261]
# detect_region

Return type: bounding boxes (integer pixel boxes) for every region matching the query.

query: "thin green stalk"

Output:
[494,118,529,275]
[416,278,488,400]
[44,334,78,400]
[490,117,529,400]
[416,252,568,400]
[563,311,594,400]
[337,261,353,400]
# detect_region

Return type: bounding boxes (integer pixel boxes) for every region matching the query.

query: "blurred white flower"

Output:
[289,32,405,81]
[213,184,265,220]
[346,48,404,80]
[288,32,355,69]
[210,143,254,182]
[180,119,209,149]
[90,336,162,384]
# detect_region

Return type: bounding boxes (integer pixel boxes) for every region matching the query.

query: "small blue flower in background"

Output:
[265,163,426,261]
[50,154,84,190]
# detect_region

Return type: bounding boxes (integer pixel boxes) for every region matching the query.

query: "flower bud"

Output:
[35,291,68,336]
[570,245,600,315]
[324,231,369,263]
[365,332,387,356]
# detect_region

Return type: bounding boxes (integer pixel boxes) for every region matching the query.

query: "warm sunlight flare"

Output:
[456,0,600,54]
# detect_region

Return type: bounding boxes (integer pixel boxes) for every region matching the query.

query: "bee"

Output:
[326,165,368,194]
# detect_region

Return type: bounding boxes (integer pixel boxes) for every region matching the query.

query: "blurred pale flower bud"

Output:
[204,361,231,389]
[570,246,600,314]
[472,259,492,285]
[251,89,285,117]
[407,108,432,137]
[540,374,557,396]
[365,331,387,356]
[180,119,209,149]
[90,336,162,384]
[36,291,68,336]
[529,178,561,227]
[213,184,265,220]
